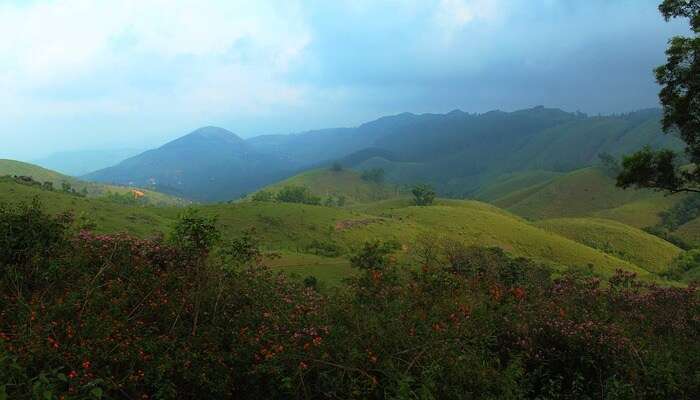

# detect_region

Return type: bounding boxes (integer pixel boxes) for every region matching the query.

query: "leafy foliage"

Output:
[250,190,274,202]
[0,200,698,398]
[275,186,321,205]
[169,208,220,257]
[411,184,436,206]
[360,168,385,184]
[349,240,400,270]
[618,1,700,193]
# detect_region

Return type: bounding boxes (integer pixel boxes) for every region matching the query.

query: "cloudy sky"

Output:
[0,0,690,159]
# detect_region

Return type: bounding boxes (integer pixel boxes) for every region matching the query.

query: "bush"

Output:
[251,190,274,202]
[349,240,400,270]
[0,198,73,279]
[1,200,698,399]
[411,184,436,206]
[361,168,385,184]
[275,186,321,205]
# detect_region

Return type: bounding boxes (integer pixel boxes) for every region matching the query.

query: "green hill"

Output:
[0,159,190,206]
[494,167,680,225]
[80,107,680,202]
[253,168,399,204]
[0,178,670,284]
[471,170,562,202]
[535,218,682,274]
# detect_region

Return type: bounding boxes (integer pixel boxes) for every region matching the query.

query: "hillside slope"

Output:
[254,169,400,204]
[85,107,679,202]
[535,218,682,274]
[0,159,188,206]
[85,127,297,202]
[494,167,679,225]
[0,178,669,283]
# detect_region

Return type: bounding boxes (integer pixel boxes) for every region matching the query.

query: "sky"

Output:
[0,0,692,160]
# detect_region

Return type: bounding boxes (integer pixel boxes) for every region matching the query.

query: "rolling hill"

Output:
[0,159,189,206]
[252,168,400,205]
[535,217,682,274]
[0,177,678,284]
[491,167,682,225]
[81,107,681,203]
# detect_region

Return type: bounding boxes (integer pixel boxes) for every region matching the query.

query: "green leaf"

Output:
[90,387,103,399]
[0,385,8,400]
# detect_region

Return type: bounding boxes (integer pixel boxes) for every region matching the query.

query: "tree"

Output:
[251,190,274,202]
[411,184,436,206]
[361,168,385,184]
[330,161,343,172]
[170,208,220,259]
[349,240,400,271]
[617,1,700,193]
[275,185,321,205]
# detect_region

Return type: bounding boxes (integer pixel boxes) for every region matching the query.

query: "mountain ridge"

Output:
[82,106,680,202]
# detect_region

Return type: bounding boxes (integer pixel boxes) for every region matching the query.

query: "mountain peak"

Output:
[161,126,244,150]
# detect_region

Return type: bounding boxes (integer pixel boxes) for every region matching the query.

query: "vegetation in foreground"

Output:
[0,200,698,399]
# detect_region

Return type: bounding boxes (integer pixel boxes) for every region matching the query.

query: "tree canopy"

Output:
[617,0,700,193]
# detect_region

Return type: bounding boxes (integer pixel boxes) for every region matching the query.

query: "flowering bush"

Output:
[0,200,698,399]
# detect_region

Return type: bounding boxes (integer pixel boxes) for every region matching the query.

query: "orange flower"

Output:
[512,287,526,301]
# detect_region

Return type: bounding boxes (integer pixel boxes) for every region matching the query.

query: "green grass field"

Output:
[535,217,682,274]
[472,170,562,202]
[1,170,685,285]
[0,159,190,206]
[494,167,681,226]
[253,168,400,204]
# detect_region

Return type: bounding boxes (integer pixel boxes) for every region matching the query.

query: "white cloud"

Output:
[0,0,312,117]
[434,0,503,32]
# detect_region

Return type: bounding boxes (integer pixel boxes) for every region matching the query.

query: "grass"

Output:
[253,168,400,204]
[535,217,682,274]
[472,170,562,202]
[0,159,190,206]
[496,167,678,224]
[266,251,355,286]
[0,177,674,284]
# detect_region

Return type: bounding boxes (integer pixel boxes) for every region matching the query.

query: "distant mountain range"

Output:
[34,148,143,176]
[83,107,682,202]
[84,127,295,202]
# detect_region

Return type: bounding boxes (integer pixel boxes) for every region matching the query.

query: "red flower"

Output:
[512,287,526,301]
[82,360,91,370]
[298,361,308,370]
[68,370,78,379]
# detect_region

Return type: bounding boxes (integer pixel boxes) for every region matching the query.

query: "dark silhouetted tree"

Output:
[411,184,436,206]
[617,1,700,193]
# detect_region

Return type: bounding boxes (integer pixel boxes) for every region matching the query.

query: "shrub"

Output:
[349,240,400,270]
[1,200,698,399]
[361,168,385,184]
[275,186,321,205]
[251,190,274,202]
[411,184,436,206]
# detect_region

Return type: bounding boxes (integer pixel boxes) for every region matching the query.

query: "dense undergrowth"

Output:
[0,200,698,399]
